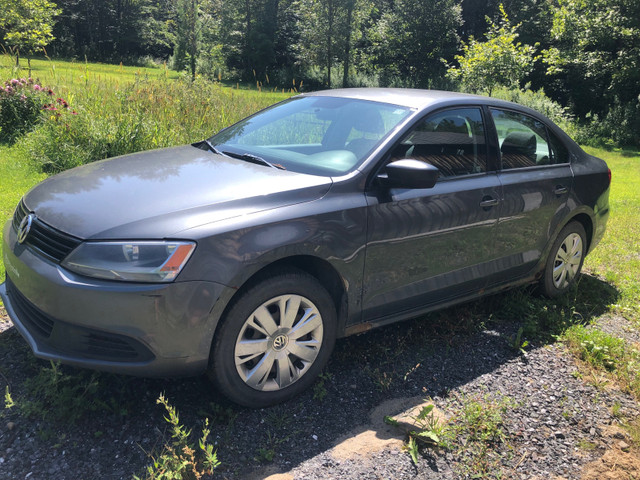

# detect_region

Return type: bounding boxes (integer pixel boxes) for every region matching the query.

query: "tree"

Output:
[0,0,61,68]
[447,5,537,95]
[543,0,640,120]
[374,0,462,88]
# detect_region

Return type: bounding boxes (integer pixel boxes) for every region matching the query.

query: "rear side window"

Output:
[390,108,487,178]
[490,109,569,168]
[547,130,570,164]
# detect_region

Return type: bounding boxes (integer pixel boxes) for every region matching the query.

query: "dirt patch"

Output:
[580,446,640,479]
[330,396,445,461]
[579,425,640,480]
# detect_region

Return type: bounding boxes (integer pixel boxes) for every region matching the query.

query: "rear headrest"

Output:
[501,131,536,155]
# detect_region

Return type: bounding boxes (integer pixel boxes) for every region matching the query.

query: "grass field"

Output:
[581,147,640,322]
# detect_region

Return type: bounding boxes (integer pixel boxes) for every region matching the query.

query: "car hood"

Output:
[22,145,332,239]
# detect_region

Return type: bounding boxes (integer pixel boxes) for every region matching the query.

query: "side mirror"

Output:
[379,159,439,189]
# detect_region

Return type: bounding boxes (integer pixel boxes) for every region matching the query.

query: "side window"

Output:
[390,108,487,178]
[490,109,554,169]
[548,129,570,164]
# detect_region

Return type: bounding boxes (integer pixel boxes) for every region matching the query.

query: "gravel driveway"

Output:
[1,279,638,480]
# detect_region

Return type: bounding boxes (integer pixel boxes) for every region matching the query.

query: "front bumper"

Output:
[1,219,226,377]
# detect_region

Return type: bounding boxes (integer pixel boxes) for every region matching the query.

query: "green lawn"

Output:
[582,147,640,321]
[0,146,46,281]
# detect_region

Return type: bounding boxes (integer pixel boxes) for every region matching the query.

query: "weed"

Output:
[198,402,237,429]
[313,371,333,401]
[368,368,394,391]
[135,394,220,480]
[624,417,640,445]
[254,430,285,463]
[4,385,14,409]
[578,439,597,451]
[507,326,529,355]
[564,325,640,398]
[447,394,516,478]
[264,407,292,430]
[17,361,132,424]
[611,401,623,419]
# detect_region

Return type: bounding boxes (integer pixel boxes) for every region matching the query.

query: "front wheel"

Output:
[209,271,337,407]
[540,221,587,297]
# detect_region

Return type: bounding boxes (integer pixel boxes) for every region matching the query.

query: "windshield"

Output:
[209,96,413,176]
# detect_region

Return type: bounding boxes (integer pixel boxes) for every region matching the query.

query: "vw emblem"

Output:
[272,334,288,351]
[17,214,35,244]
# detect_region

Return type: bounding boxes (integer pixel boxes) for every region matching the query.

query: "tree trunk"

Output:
[342,1,354,88]
[28,57,32,78]
[326,0,334,88]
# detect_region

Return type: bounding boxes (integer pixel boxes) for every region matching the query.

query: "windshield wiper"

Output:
[222,151,286,170]
[199,139,223,155]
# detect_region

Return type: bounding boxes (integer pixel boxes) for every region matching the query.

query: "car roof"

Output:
[301,88,504,110]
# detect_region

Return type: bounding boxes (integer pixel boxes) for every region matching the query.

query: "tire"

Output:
[208,270,337,408]
[540,221,587,298]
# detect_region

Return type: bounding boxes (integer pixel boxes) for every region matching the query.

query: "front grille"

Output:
[80,333,141,360]
[6,277,55,338]
[12,199,82,263]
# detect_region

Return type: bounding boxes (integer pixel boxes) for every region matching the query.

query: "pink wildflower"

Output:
[33,84,42,91]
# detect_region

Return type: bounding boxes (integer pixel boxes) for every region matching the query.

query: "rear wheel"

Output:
[541,221,587,297]
[209,271,336,407]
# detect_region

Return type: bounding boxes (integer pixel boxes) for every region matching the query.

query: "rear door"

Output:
[488,108,573,280]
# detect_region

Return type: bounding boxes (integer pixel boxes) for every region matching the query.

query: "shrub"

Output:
[574,96,640,149]
[489,85,576,136]
[20,77,289,173]
[0,77,57,143]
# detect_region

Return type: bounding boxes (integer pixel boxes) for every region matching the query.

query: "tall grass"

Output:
[0,55,290,172]
[18,77,289,172]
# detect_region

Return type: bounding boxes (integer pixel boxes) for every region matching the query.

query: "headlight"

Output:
[61,241,196,282]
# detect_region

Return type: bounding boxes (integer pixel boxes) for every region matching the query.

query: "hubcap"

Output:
[234,294,324,392]
[552,232,583,289]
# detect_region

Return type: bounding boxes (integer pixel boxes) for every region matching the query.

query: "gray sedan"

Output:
[1,88,610,407]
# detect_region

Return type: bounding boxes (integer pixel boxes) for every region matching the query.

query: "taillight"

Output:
[608,168,612,185]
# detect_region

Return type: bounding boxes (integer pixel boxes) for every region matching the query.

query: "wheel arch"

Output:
[562,211,595,254]
[211,255,349,348]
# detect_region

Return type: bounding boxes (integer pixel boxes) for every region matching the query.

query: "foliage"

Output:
[4,385,15,409]
[173,0,205,79]
[0,0,61,65]
[447,4,537,95]
[18,362,120,423]
[543,0,640,147]
[135,394,220,480]
[0,77,73,144]
[373,0,461,88]
[49,0,176,62]
[507,326,529,355]
[18,75,289,173]
[564,325,640,398]
[489,85,576,136]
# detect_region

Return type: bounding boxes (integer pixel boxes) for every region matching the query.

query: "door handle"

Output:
[479,197,499,208]
[554,185,569,195]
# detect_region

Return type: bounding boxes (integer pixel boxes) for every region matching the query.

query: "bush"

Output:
[574,96,640,149]
[20,77,289,173]
[0,78,54,143]
[489,85,577,136]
